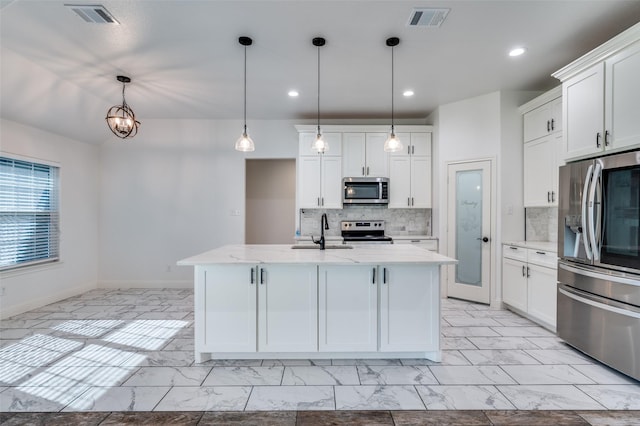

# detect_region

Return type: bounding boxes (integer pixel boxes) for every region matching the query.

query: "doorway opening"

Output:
[245,159,296,244]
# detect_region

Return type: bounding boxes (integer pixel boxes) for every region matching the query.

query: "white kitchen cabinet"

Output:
[389,133,432,208]
[318,265,377,352]
[258,264,318,352]
[523,132,562,207]
[195,265,257,357]
[342,132,388,177]
[298,132,342,208]
[379,264,439,352]
[502,244,557,329]
[523,96,562,143]
[558,38,640,161]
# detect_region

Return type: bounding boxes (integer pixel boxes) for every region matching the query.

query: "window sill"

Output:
[0,260,64,278]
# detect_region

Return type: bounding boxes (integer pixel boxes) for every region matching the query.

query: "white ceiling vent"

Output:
[407,8,450,27]
[65,4,119,24]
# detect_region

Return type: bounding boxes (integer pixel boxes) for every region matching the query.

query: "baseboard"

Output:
[98,280,192,289]
[1,282,97,319]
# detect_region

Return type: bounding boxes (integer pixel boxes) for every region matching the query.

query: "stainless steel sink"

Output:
[291,244,353,249]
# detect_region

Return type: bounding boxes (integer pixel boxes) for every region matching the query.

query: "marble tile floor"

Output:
[1,288,639,420]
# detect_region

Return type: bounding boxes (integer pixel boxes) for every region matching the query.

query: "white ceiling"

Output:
[1,1,640,144]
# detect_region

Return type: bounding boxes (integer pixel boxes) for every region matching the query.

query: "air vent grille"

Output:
[65,4,119,24]
[407,8,449,27]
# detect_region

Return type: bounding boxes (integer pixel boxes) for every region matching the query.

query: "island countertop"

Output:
[177,244,457,266]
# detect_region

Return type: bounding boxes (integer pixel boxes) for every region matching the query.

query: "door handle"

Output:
[411,197,414,206]
[548,191,551,203]
[551,118,555,131]
[477,237,489,243]
[321,197,324,206]
[551,191,555,202]
[372,267,376,284]
[526,266,531,278]
[317,197,320,206]
[260,268,265,284]
[366,166,369,176]
[522,265,526,277]
[407,198,410,206]
[412,145,415,155]
[250,267,255,284]
[604,130,610,146]
[547,120,550,132]
[596,132,601,148]
[362,166,365,176]
[383,267,388,284]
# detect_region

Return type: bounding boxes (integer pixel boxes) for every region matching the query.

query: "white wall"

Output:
[98,118,300,288]
[431,90,537,307]
[0,119,99,318]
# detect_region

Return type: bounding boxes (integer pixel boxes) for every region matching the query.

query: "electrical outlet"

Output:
[231,209,241,216]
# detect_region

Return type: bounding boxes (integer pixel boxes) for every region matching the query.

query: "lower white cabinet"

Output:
[318,265,377,352]
[258,264,318,352]
[502,244,557,329]
[379,264,439,352]
[195,262,440,359]
[196,265,257,353]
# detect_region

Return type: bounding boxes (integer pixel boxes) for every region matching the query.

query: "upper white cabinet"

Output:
[520,87,563,207]
[298,132,342,208]
[389,133,432,208]
[553,25,640,161]
[342,132,389,177]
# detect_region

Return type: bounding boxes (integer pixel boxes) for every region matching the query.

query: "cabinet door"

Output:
[551,97,563,133]
[410,156,431,208]
[410,133,432,157]
[365,133,389,177]
[258,265,317,352]
[342,133,366,177]
[379,265,439,352]
[197,265,257,353]
[523,137,554,207]
[605,41,640,152]
[524,102,553,142]
[318,265,377,352]
[388,156,411,208]
[320,156,342,208]
[298,156,321,208]
[502,258,527,312]
[563,63,605,160]
[391,133,411,157]
[527,264,557,328]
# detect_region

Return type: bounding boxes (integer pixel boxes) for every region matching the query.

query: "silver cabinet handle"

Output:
[548,191,551,203]
[317,197,320,206]
[551,118,555,131]
[535,251,546,255]
[412,145,415,155]
[260,268,265,284]
[372,268,376,284]
[605,130,610,146]
[526,266,531,278]
[522,265,526,277]
[411,197,414,206]
[250,267,255,284]
[407,198,410,206]
[383,267,388,284]
[321,197,324,206]
[596,132,601,148]
[547,120,551,132]
[408,145,411,155]
[551,191,555,202]
[362,166,365,176]
[366,166,369,176]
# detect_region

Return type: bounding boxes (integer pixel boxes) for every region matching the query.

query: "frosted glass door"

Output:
[447,160,492,304]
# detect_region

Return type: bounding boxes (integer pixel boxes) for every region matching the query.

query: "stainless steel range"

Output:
[341,220,393,243]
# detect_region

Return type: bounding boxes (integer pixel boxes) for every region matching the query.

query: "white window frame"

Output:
[0,153,60,271]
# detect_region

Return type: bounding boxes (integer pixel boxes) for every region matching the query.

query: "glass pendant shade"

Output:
[235,127,255,152]
[106,76,140,139]
[384,128,402,152]
[312,130,328,154]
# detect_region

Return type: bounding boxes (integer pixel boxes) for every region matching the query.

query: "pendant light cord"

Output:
[317,44,321,135]
[390,44,394,132]
[243,44,247,134]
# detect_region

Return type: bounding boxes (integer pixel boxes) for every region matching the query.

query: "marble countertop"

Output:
[390,235,437,240]
[503,241,557,253]
[178,244,457,266]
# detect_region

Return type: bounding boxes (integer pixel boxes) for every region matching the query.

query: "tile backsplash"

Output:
[526,207,558,242]
[299,206,431,237]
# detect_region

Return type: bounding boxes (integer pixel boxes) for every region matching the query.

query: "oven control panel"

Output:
[341,220,385,231]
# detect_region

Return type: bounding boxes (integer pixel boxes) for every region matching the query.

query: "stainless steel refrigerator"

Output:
[557,149,640,381]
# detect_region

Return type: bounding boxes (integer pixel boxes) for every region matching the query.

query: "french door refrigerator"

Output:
[557,149,640,380]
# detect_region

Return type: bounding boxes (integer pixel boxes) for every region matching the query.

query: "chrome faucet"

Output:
[313,213,329,250]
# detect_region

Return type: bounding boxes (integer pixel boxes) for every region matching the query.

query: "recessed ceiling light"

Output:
[509,47,526,57]
[288,90,299,97]
[403,90,414,97]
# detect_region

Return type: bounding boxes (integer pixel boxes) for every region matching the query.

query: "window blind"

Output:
[0,157,60,270]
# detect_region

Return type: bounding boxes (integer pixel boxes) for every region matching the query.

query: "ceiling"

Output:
[1,0,640,144]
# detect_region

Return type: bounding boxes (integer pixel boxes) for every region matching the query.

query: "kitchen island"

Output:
[178,244,456,363]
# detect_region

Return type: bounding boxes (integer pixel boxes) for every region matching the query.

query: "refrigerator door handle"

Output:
[582,164,594,260]
[588,161,602,261]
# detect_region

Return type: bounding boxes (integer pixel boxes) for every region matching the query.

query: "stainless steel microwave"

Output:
[343,177,389,205]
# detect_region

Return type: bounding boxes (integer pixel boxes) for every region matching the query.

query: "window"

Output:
[0,156,60,270]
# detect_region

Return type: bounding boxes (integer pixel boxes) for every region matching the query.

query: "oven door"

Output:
[595,150,640,274]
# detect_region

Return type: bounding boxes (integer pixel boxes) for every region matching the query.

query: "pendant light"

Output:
[312,37,328,153]
[235,36,255,152]
[106,75,140,139]
[384,37,403,153]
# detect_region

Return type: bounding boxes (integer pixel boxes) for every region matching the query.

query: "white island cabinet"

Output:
[178,244,456,363]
